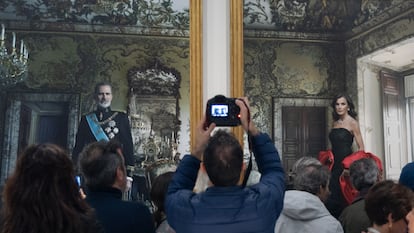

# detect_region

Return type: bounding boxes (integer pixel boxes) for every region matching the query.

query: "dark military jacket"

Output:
[72,106,134,168]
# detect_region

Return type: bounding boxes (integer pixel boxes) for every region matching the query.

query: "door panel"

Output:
[381,71,407,179]
[37,115,68,148]
[305,108,326,157]
[1,93,79,185]
[282,106,326,175]
[283,107,302,174]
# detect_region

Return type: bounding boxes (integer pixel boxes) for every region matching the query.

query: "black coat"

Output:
[86,187,155,233]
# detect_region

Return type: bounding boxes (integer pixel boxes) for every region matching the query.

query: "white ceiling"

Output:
[367,37,414,72]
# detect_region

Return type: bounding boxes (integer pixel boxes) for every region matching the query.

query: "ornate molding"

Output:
[127,61,181,97]
[230,0,244,141]
[190,0,203,148]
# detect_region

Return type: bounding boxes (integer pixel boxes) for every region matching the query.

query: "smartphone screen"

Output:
[75,175,81,188]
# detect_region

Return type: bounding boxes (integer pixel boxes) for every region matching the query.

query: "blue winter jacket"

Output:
[166,133,285,233]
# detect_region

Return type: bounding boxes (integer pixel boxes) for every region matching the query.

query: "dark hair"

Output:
[365,180,413,226]
[150,171,174,227]
[349,158,379,191]
[203,130,244,186]
[1,144,102,233]
[331,93,357,121]
[94,82,112,95]
[294,164,330,195]
[79,140,124,190]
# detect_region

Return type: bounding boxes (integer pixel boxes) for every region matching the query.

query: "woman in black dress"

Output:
[326,93,365,219]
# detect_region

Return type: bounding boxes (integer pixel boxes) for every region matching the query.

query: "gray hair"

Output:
[292,156,321,174]
[294,164,330,195]
[350,158,379,191]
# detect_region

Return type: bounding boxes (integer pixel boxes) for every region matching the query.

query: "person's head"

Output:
[399,162,414,191]
[331,93,357,120]
[365,180,413,232]
[1,143,92,233]
[150,171,174,226]
[289,156,321,187]
[94,82,113,108]
[79,140,127,191]
[292,156,321,174]
[202,130,244,187]
[150,171,174,212]
[349,158,380,191]
[294,164,331,202]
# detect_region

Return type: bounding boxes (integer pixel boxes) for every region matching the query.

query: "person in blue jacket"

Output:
[166,97,285,233]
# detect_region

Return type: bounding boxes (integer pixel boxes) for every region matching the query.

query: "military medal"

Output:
[105,120,119,139]
[96,112,119,139]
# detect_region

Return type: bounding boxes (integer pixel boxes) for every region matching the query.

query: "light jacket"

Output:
[275,190,344,233]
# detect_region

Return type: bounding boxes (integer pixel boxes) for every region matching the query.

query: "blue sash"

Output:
[86,113,109,142]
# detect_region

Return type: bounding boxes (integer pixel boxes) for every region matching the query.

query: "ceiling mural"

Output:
[0,0,189,29]
[0,0,407,34]
[244,0,404,32]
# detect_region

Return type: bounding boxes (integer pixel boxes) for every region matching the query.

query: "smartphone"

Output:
[75,175,81,188]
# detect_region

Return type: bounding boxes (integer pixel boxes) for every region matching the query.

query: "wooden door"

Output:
[17,102,69,153]
[282,106,326,175]
[381,71,408,179]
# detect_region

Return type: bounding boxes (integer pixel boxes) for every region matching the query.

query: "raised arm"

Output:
[167,115,215,194]
[352,119,365,151]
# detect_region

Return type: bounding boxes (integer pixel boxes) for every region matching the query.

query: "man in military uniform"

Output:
[72,82,135,177]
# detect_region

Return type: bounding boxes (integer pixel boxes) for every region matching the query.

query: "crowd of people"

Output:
[1,87,414,233]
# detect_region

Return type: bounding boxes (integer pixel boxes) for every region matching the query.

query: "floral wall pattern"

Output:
[0,0,405,34]
[244,38,344,135]
[20,33,188,111]
[244,0,404,32]
[0,0,189,29]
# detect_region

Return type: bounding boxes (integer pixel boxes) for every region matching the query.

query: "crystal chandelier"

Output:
[0,24,29,87]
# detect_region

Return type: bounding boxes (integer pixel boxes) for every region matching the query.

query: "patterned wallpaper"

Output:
[244,0,405,32]
[244,39,345,135]
[19,33,189,112]
[0,0,406,34]
[0,0,189,28]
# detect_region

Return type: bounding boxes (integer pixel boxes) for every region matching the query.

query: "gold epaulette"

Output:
[112,109,127,114]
